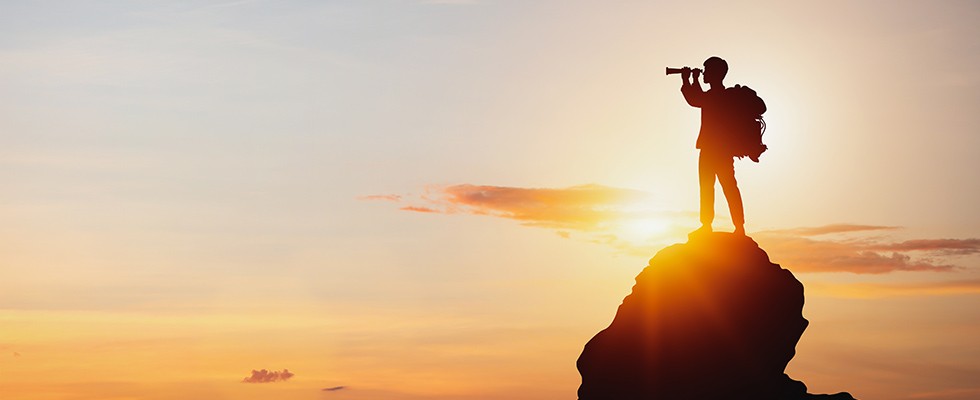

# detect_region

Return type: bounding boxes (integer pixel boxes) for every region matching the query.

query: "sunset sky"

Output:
[2,1,979,399]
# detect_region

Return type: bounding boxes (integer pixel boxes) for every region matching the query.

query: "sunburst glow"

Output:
[618,217,671,243]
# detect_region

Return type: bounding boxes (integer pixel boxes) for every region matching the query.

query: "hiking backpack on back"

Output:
[726,84,768,162]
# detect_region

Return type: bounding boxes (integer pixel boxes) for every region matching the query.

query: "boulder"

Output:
[577,233,855,400]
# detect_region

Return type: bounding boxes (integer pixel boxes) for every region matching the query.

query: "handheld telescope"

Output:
[665,67,702,75]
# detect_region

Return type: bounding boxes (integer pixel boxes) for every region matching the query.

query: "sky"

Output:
[1,1,979,399]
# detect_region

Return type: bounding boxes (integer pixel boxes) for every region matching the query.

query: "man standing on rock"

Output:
[678,56,745,236]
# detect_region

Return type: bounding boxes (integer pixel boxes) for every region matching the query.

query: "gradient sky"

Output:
[2,1,979,399]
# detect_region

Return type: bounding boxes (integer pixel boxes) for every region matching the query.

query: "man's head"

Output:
[702,56,728,84]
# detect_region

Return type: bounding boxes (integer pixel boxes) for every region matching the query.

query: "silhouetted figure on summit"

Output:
[672,56,767,237]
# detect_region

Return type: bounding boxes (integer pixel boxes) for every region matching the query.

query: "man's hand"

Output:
[692,68,701,82]
[681,66,691,82]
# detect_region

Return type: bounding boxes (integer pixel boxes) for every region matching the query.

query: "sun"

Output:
[618,217,671,243]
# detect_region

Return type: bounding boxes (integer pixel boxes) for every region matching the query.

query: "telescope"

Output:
[666,67,702,75]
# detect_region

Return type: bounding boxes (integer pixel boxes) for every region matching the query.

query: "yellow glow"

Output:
[618,217,671,242]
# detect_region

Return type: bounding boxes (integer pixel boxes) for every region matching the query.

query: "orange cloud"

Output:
[753,227,978,274]
[385,184,652,230]
[769,224,900,236]
[366,184,978,274]
[809,279,980,298]
[869,239,980,255]
[358,194,402,202]
[400,206,438,213]
[241,368,294,383]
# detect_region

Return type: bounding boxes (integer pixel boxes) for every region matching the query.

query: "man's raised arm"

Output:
[680,68,704,108]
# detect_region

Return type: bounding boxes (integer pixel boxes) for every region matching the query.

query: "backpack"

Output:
[726,85,768,162]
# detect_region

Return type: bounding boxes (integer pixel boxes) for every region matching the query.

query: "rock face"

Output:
[577,233,855,400]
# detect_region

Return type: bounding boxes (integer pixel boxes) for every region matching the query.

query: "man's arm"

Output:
[680,68,704,108]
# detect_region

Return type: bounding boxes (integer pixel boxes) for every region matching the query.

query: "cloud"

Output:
[322,386,348,391]
[364,183,681,256]
[744,225,980,273]
[809,279,980,298]
[241,369,294,383]
[366,184,979,274]
[400,205,438,213]
[753,228,968,274]
[769,224,900,236]
[380,183,652,230]
[869,239,980,255]
[359,194,402,202]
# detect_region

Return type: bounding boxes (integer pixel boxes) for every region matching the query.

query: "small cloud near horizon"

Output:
[400,205,438,213]
[322,386,348,391]
[358,194,402,202]
[241,369,294,383]
[364,184,980,274]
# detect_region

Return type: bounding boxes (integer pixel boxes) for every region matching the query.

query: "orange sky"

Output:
[2,1,979,399]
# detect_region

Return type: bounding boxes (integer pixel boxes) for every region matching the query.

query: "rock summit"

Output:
[577,233,855,400]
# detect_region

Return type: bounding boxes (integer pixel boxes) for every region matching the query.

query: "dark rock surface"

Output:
[577,233,856,400]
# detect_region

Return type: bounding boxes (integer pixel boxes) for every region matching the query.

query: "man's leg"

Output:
[698,151,716,228]
[715,155,745,234]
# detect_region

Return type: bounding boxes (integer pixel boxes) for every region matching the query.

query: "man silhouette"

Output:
[679,56,745,236]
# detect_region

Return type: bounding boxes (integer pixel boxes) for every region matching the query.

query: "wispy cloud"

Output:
[241,368,294,383]
[365,184,654,230]
[809,279,980,298]
[363,183,679,256]
[768,224,900,236]
[754,227,978,274]
[869,239,980,255]
[400,205,438,213]
[322,386,348,391]
[365,184,979,274]
[358,194,402,202]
